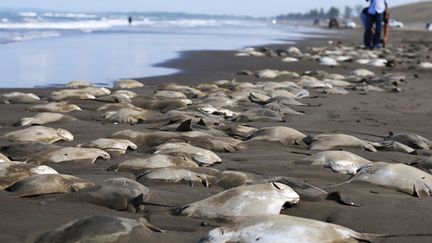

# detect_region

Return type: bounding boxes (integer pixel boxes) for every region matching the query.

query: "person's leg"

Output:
[364,14,373,48]
[373,13,384,48]
[382,18,389,47]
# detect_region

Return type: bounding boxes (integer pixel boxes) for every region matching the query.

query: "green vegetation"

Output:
[276,5,360,20]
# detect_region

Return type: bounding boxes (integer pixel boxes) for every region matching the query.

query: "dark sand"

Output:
[1,28,432,242]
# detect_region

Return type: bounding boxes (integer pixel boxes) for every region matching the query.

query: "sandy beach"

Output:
[1,27,432,243]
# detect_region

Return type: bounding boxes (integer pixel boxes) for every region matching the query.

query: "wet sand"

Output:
[1,28,432,242]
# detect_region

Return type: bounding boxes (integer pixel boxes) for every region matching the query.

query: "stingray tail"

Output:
[138,217,166,233]
[291,150,314,156]
[326,191,360,207]
[143,201,178,208]
[361,232,432,241]
[325,176,356,188]
[332,130,387,139]
[306,103,322,107]
[172,204,190,215]
[105,164,118,172]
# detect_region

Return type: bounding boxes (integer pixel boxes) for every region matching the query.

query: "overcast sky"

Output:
[0,0,423,17]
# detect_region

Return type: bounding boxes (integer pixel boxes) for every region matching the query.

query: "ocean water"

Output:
[0,11,321,88]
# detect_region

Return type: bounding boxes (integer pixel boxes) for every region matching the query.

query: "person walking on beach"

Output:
[361,3,390,48]
[128,16,133,26]
[364,0,388,49]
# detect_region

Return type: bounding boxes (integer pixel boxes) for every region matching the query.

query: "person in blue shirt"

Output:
[364,0,388,49]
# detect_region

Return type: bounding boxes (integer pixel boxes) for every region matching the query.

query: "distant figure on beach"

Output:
[328,18,340,29]
[364,0,388,49]
[128,16,133,26]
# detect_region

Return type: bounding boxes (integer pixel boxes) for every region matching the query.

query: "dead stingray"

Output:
[34,215,163,243]
[85,177,150,212]
[6,174,93,197]
[0,142,61,161]
[175,183,300,219]
[385,131,432,150]
[247,126,306,145]
[337,162,432,197]
[234,108,284,122]
[303,133,378,152]
[137,167,216,187]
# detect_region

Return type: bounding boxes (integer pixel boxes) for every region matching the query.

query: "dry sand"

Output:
[390,1,432,30]
[1,28,432,242]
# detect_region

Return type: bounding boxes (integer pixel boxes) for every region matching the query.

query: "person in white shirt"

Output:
[364,0,388,49]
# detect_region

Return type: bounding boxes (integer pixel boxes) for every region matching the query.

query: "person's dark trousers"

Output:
[364,12,384,49]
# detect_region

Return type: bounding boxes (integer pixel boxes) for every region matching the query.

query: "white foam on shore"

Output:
[0,18,264,31]
[0,11,269,44]
[0,19,130,30]
[42,12,98,19]
[0,31,61,44]
[18,12,38,17]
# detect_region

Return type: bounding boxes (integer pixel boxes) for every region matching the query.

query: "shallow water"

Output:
[0,12,321,88]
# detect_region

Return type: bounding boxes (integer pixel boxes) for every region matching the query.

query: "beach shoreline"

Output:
[0,20,321,88]
[1,27,432,243]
